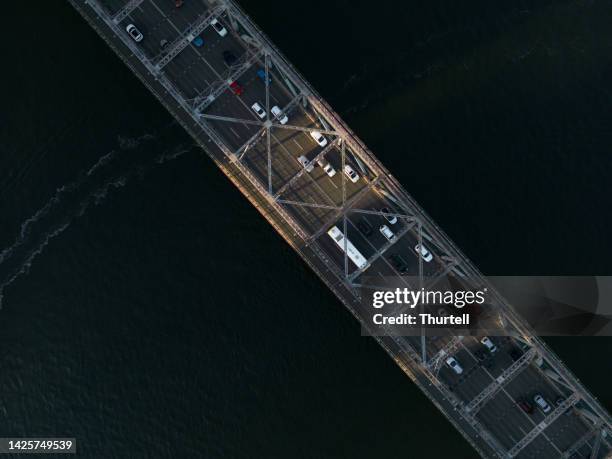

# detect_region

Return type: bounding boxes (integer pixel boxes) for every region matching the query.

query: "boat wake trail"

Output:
[0,134,195,308]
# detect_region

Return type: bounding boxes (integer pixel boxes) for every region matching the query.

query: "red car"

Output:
[175,0,183,7]
[517,399,534,414]
[229,81,244,96]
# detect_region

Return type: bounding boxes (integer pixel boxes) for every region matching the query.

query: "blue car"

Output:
[256,69,271,84]
[193,36,204,47]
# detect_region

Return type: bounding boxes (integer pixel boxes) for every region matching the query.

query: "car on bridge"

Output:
[126,24,143,43]
[251,102,266,119]
[211,18,227,37]
[271,106,288,125]
[257,69,271,84]
[381,207,397,224]
[310,130,328,147]
[297,155,314,172]
[223,51,237,66]
[379,224,396,242]
[316,158,336,177]
[414,243,433,262]
[343,165,359,183]
[446,356,463,374]
[534,394,552,414]
[229,81,243,96]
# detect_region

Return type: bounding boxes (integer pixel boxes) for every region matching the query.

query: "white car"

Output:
[126,24,143,42]
[343,165,359,183]
[271,105,288,125]
[480,336,497,353]
[211,18,227,37]
[533,394,551,413]
[251,102,266,119]
[310,130,328,147]
[379,224,396,242]
[316,159,336,177]
[414,243,433,262]
[297,155,314,172]
[446,357,463,374]
[381,207,397,225]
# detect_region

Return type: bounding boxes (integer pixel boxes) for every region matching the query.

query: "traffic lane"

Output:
[198,18,249,76]
[505,365,562,423]
[544,412,592,453]
[122,2,180,59]
[477,391,535,450]
[516,433,561,459]
[164,46,219,98]
[152,0,207,31]
[385,229,441,277]
[466,336,519,379]
[438,347,488,393]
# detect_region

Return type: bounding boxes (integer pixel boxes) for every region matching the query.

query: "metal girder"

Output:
[154,7,224,69]
[236,127,266,159]
[307,176,382,243]
[273,139,339,199]
[590,429,603,459]
[193,47,265,113]
[508,392,581,457]
[563,425,601,458]
[427,336,464,372]
[465,348,537,415]
[112,0,143,23]
[423,258,460,291]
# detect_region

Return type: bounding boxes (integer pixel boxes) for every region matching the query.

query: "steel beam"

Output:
[273,139,339,199]
[112,0,143,24]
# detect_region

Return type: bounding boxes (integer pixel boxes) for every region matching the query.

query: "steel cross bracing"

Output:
[273,139,340,199]
[112,0,144,23]
[464,348,537,415]
[427,336,464,372]
[154,8,223,69]
[507,392,581,458]
[71,0,612,457]
[562,424,602,458]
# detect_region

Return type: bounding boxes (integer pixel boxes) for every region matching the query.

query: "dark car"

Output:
[509,347,523,361]
[223,50,238,66]
[474,349,487,361]
[390,254,409,274]
[356,218,373,237]
[517,399,534,414]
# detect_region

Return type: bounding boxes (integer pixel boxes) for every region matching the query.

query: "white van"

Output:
[271,105,288,124]
[310,130,328,147]
[297,155,314,172]
[379,224,396,242]
[316,159,336,177]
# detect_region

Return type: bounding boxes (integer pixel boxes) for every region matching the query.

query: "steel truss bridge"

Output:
[69,0,611,457]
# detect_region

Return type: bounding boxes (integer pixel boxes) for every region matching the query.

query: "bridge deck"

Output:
[69,0,611,457]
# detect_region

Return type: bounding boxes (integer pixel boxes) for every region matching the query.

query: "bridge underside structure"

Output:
[69,0,611,457]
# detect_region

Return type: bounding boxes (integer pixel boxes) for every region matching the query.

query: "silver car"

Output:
[126,24,143,42]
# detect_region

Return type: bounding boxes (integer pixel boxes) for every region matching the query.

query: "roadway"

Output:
[70,1,612,457]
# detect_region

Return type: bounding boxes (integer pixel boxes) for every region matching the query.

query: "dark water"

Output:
[0,1,611,457]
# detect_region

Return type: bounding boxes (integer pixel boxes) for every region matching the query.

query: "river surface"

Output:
[0,1,610,457]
